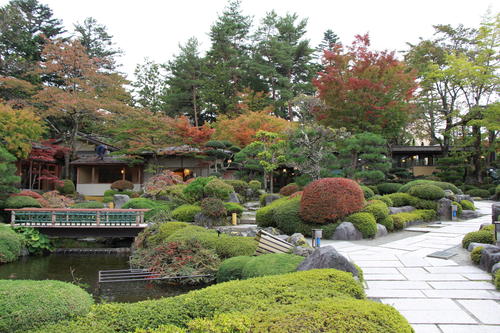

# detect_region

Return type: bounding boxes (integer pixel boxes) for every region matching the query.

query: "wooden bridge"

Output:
[7,208,148,238]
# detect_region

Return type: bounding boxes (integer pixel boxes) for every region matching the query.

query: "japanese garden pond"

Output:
[0,253,203,303]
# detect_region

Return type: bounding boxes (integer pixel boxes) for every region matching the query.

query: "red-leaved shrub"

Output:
[11,190,43,200]
[279,183,299,196]
[299,178,365,223]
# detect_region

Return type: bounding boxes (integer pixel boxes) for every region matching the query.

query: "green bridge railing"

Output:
[7,208,149,227]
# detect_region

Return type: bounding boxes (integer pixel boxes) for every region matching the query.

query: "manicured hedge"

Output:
[460,200,475,211]
[122,198,159,209]
[407,184,445,200]
[345,212,377,238]
[372,195,393,207]
[5,195,41,208]
[171,204,202,222]
[204,179,234,200]
[279,183,300,196]
[466,188,490,198]
[145,222,191,248]
[399,180,460,194]
[0,225,23,263]
[299,178,365,224]
[71,201,104,209]
[272,196,303,235]
[248,180,261,191]
[362,200,389,222]
[360,185,375,199]
[223,180,249,196]
[33,269,365,333]
[255,197,288,227]
[391,209,436,230]
[0,280,93,332]
[462,224,495,249]
[56,179,76,195]
[183,177,215,202]
[376,183,403,195]
[223,202,244,216]
[383,193,416,207]
[379,216,394,232]
[216,255,254,283]
[495,270,500,290]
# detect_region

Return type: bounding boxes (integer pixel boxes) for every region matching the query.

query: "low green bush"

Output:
[345,212,377,238]
[0,279,93,332]
[255,197,287,228]
[377,183,403,194]
[391,209,436,230]
[223,180,249,196]
[240,254,304,280]
[360,185,375,199]
[413,198,438,210]
[460,200,475,210]
[201,198,227,218]
[33,269,365,333]
[470,246,483,265]
[248,180,261,191]
[372,195,393,207]
[216,256,254,283]
[204,179,234,200]
[145,204,173,222]
[383,193,416,207]
[495,270,500,290]
[71,201,104,209]
[0,225,23,263]
[259,193,281,206]
[5,195,41,208]
[272,196,303,235]
[466,188,490,198]
[187,298,413,333]
[462,225,495,248]
[56,179,75,195]
[408,184,445,200]
[399,180,460,194]
[362,200,389,222]
[171,204,202,222]
[183,177,215,202]
[378,216,394,232]
[144,222,191,248]
[223,202,244,216]
[122,198,158,209]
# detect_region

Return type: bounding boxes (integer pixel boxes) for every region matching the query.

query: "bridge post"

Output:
[10,211,15,226]
[52,211,56,226]
[96,211,101,226]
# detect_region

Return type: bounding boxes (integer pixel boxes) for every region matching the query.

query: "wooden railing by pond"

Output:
[7,208,149,228]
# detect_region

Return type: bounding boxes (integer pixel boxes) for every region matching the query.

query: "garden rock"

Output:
[461,210,481,219]
[227,192,240,204]
[389,206,415,215]
[287,233,308,247]
[276,234,289,240]
[260,227,282,235]
[243,201,260,211]
[479,246,500,272]
[194,213,221,228]
[456,194,474,203]
[264,194,281,206]
[437,198,453,220]
[468,242,497,252]
[492,203,500,224]
[296,246,359,279]
[292,246,314,257]
[113,194,129,209]
[376,224,388,238]
[331,222,363,241]
[492,263,500,275]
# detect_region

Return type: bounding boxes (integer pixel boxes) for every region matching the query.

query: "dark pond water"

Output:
[0,253,203,303]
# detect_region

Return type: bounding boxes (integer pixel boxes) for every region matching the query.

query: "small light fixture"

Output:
[184,169,191,176]
[120,169,125,174]
[402,159,406,163]
[282,169,287,173]
[227,159,232,164]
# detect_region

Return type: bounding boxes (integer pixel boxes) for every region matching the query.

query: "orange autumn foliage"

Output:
[212,111,294,147]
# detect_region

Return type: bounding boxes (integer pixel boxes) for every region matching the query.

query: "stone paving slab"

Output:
[402,273,468,281]
[365,289,427,298]
[380,298,459,310]
[456,300,500,325]
[362,267,400,274]
[422,290,500,299]
[364,274,406,281]
[399,310,477,324]
[463,273,496,281]
[439,324,500,333]
[411,324,441,333]
[428,281,496,290]
[367,281,431,289]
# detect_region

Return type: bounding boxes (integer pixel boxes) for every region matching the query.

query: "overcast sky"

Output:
[3,0,498,80]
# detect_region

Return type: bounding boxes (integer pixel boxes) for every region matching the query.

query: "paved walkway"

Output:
[321,201,500,333]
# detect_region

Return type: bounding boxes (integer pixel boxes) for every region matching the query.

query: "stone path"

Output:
[320,201,500,333]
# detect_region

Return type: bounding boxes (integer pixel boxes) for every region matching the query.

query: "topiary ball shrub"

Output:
[183,176,214,201]
[299,178,365,224]
[171,204,202,222]
[360,185,375,200]
[466,188,490,198]
[223,180,249,196]
[110,179,134,191]
[279,183,300,196]
[139,222,191,249]
[71,201,104,209]
[372,195,393,207]
[122,198,158,209]
[362,200,389,222]
[56,179,75,195]
[495,270,500,290]
[204,179,234,200]
[383,193,416,207]
[201,197,227,219]
[272,196,303,235]
[5,195,42,208]
[0,225,23,263]
[248,180,262,191]
[255,197,288,228]
[0,279,93,332]
[378,216,394,232]
[408,184,445,200]
[460,200,475,211]
[470,246,483,265]
[376,183,403,195]
[216,255,254,283]
[240,253,305,280]
[399,179,460,194]
[223,202,244,216]
[345,212,377,238]
[462,225,495,249]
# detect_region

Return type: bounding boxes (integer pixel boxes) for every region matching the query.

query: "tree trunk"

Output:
[471,125,482,183]
[270,172,274,194]
[192,86,199,127]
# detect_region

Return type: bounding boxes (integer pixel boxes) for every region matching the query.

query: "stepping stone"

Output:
[427,249,457,259]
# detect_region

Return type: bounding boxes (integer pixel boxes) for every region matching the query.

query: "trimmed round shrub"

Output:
[495,270,500,290]
[413,198,438,210]
[399,180,460,194]
[187,298,413,333]
[223,180,249,196]
[471,246,483,264]
[255,197,287,228]
[122,198,158,209]
[299,178,365,224]
[372,195,393,207]
[259,193,282,206]
[360,185,375,199]
[383,193,416,207]
[5,195,41,208]
[462,226,495,249]
[0,279,93,332]
[362,200,389,222]
[279,183,300,196]
[408,184,445,200]
[240,254,304,279]
[460,199,475,211]
[378,216,394,232]
[183,177,215,201]
[141,222,191,249]
[204,179,234,200]
[216,256,254,283]
[71,201,104,209]
[171,204,202,222]
[0,225,23,263]
[110,179,134,191]
[248,180,261,191]
[56,179,75,195]
[367,185,379,195]
[223,202,244,216]
[272,196,303,235]
[201,197,227,218]
[466,188,490,198]
[377,183,403,195]
[345,212,377,238]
